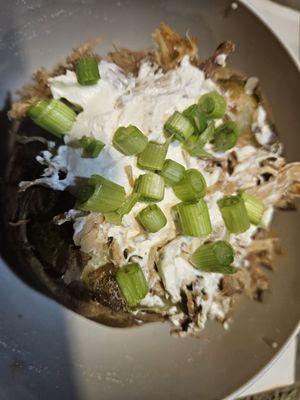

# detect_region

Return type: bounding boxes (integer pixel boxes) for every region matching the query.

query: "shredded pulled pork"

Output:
[248,162,300,207]
[198,40,235,77]
[152,22,198,71]
[221,264,269,300]
[108,48,146,75]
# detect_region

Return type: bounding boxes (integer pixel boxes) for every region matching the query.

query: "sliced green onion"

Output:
[218,195,250,233]
[79,136,105,158]
[198,91,226,119]
[61,99,83,114]
[214,121,239,152]
[117,192,140,216]
[116,262,149,307]
[192,146,214,159]
[183,124,215,157]
[137,141,168,171]
[137,204,167,233]
[176,199,212,237]
[198,122,216,144]
[240,192,265,225]
[183,135,213,158]
[164,111,194,141]
[173,169,207,202]
[160,159,185,186]
[104,212,123,225]
[113,125,148,156]
[183,104,207,133]
[76,184,94,204]
[27,99,76,136]
[75,57,100,86]
[135,173,165,202]
[219,265,237,274]
[76,175,126,213]
[103,193,139,225]
[191,240,235,273]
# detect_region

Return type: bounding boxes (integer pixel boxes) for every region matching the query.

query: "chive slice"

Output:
[183,124,215,157]
[198,122,216,145]
[189,146,214,159]
[76,184,95,204]
[135,173,165,202]
[104,193,140,226]
[76,175,126,213]
[214,121,239,152]
[218,195,250,233]
[137,204,167,233]
[184,136,214,159]
[191,240,235,273]
[117,193,140,216]
[75,57,100,86]
[176,199,212,237]
[198,91,226,119]
[27,99,76,136]
[137,141,168,171]
[160,159,185,186]
[173,169,207,202]
[183,104,207,133]
[164,111,194,141]
[116,262,149,307]
[113,125,148,156]
[240,192,265,225]
[79,136,105,158]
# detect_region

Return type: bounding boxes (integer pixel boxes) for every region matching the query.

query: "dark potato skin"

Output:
[4,119,163,327]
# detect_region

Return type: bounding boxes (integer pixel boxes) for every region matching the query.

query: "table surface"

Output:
[238,0,299,397]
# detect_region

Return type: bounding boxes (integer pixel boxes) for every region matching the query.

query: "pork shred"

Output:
[248,162,300,207]
[107,48,146,75]
[152,22,198,71]
[198,40,235,77]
